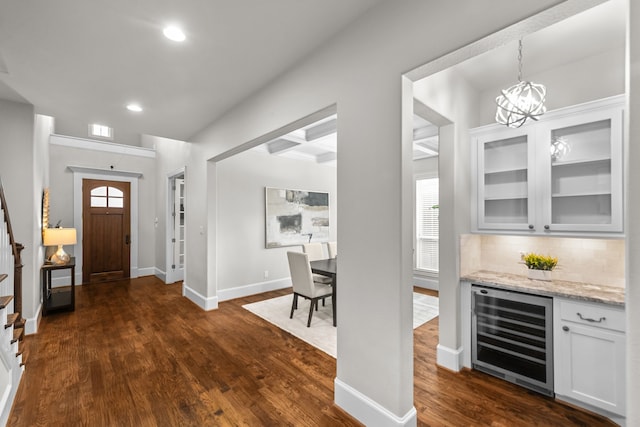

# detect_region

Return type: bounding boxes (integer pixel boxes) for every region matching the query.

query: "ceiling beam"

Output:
[267,138,301,154]
[305,118,337,141]
[413,124,438,140]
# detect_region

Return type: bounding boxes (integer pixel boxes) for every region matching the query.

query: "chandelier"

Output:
[495,39,546,128]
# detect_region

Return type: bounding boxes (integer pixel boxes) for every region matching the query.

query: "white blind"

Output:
[416,178,439,273]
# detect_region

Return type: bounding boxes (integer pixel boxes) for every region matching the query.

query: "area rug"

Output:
[242,292,438,358]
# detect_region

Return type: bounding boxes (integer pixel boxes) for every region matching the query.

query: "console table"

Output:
[42,257,75,316]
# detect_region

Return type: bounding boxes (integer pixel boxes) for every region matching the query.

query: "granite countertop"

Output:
[461,270,625,307]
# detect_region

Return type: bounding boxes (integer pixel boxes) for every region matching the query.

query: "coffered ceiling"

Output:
[251,113,438,167]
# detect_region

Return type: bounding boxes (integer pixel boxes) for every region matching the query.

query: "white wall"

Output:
[55,118,142,147]
[413,68,477,365]
[48,141,157,272]
[412,156,438,176]
[177,1,564,424]
[29,114,54,333]
[216,150,336,292]
[142,134,189,277]
[477,47,626,125]
[0,99,39,330]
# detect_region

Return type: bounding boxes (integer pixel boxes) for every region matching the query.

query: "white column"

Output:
[625,1,639,424]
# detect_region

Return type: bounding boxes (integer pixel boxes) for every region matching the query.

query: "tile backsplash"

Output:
[460,234,625,288]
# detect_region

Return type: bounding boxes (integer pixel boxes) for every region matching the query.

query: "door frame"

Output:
[70,166,141,284]
[165,167,186,284]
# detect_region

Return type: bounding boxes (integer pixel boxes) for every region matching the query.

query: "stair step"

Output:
[16,340,24,357]
[0,295,13,309]
[0,274,6,283]
[5,313,19,329]
[11,327,23,344]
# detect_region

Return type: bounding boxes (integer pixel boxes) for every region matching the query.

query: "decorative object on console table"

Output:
[522,252,558,281]
[43,227,77,265]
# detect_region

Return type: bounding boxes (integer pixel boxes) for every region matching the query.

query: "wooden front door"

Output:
[82,179,131,284]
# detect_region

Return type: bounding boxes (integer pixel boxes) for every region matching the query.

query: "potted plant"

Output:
[521,252,558,281]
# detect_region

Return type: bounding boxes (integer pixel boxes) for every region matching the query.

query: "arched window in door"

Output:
[90,186,124,208]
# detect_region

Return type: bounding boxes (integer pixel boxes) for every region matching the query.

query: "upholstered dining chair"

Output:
[287,251,333,327]
[327,241,337,259]
[302,242,325,260]
[302,242,332,284]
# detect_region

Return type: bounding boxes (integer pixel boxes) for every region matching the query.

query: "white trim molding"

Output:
[436,344,463,372]
[50,134,155,158]
[413,274,438,291]
[183,283,218,311]
[24,304,42,335]
[217,278,291,302]
[154,267,167,283]
[335,378,418,427]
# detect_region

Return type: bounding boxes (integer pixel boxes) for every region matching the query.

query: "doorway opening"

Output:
[402,0,625,373]
[166,170,185,284]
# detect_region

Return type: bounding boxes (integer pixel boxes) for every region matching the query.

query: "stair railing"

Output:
[0,176,24,326]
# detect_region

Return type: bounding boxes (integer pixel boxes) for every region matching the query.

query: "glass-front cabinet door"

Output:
[476,127,536,231]
[472,96,624,236]
[538,106,623,233]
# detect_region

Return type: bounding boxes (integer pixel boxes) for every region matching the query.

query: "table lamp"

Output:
[43,227,77,265]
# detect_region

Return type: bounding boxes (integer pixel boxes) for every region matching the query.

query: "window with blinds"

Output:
[416,177,439,273]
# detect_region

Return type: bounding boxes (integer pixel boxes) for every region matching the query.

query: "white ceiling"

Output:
[454,0,625,93]
[0,0,386,141]
[0,0,626,150]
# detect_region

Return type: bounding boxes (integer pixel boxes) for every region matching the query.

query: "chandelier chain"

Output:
[517,39,523,82]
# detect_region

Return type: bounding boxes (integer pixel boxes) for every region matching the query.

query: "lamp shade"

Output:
[43,227,77,246]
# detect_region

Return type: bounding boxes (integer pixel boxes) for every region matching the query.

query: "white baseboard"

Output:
[24,304,41,335]
[334,378,417,427]
[154,268,166,283]
[136,267,155,277]
[436,344,463,372]
[413,275,438,291]
[183,283,218,311]
[218,278,291,302]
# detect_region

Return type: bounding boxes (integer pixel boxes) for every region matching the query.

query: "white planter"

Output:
[528,269,552,281]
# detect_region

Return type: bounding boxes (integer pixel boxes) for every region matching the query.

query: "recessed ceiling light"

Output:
[126,103,143,112]
[163,25,186,42]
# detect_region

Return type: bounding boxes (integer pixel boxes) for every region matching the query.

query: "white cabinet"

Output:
[471,96,624,235]
[553,298,626,418]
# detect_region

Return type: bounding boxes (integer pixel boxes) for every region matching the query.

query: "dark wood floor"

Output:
[8,276,615,426]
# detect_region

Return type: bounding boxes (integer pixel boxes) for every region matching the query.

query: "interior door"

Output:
[82,179,131,284]
[170,176,185,282]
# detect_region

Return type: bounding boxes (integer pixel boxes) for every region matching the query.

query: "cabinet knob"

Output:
[562,325,570,332]
[528,224,534,230]
[544,225,550,230]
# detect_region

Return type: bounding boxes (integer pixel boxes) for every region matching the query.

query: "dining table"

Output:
[309,258,337,326]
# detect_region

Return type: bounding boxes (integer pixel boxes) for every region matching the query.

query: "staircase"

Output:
[0,178,25,426]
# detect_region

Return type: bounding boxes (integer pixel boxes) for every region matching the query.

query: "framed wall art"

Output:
[265,187,329,248]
